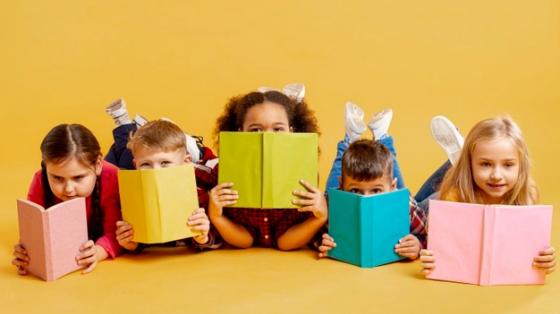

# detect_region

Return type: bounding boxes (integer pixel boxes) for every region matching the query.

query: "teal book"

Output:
[218,132,318,208]
[327,188,411,268]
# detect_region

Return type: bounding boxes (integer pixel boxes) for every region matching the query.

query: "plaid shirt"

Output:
[409,197,428,249]
[223,207,313,248]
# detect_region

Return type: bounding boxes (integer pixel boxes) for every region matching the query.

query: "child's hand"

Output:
[76,240,105,274]
[292,180,328,221]
[12,243,29,275]
[533,247,556,274]
[419,249,436,276]
[208,182,238,219]
[395,234,421,260]
[116,220,139,251]
[188,208,210,244]
[318,233,336,258]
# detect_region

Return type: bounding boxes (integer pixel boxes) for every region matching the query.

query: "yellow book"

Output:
[118,165,200,244]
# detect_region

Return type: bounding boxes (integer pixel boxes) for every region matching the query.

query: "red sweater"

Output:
[27,160,122,258]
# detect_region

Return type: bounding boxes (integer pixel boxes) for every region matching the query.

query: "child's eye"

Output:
[480,162,491,167]
[73,175,85,181]
[273,127,286,132]
[161,161,172,167]
[53,176,64,182]
[350,189,364,195]
[139,163,151,169]
[372,189,383,194]
[504,162,516,168]
[249,128,262,132]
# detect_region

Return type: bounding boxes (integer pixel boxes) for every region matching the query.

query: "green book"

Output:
[218,132,318,208]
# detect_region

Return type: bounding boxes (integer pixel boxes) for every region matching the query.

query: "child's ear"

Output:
[184,154,192,163]
[132,158,137,169]
[95,156,103,176]
[391,178,398,190]
[289,126,294,132]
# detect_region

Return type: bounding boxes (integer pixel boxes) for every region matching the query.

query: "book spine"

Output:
[479,206,496,285]
[43,210,54,281]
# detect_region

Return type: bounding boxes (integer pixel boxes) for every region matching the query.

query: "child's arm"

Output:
[12,243,29,275]
[419,249,436,276]
[277,180,328,251]
[208,182,254,248]
[76,240,109,274]
[395,234,421,260]
[187,208,210,245]
[318,233,336,258]
[533,247,556,274]
[115,220,139,251]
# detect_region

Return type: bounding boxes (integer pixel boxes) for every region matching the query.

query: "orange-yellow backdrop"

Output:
[1,1,559,313]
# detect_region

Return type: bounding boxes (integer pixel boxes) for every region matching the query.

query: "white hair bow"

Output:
[257,83,306,103]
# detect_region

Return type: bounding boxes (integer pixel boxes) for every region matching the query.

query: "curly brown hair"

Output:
[212,90,320,147]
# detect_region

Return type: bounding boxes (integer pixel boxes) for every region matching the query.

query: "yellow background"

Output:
[1,1,558,313]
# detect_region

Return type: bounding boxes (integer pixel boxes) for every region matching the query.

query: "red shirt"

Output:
[223,207,312,248]
[27,160,122,258]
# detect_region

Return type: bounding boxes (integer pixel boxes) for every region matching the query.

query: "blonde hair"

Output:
[439,116,538,205]
[127,120,186,154]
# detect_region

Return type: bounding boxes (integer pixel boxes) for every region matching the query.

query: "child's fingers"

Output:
[217,188,238,197]
[321,239,336,249]
[322,233,334,242]
[116,220,130,228]
[400,234,415,242]
[14,244,27,253]
[219,194,239,202]
[189,212,207,221]
[421,268,434,275]
[221,200,238,207]
[81,261,97,274]
[12,258,28,267]
[116,224,133,235]
[80,240,95,251]
[17,266,28,275]
[292,189,315,199]
[298,179,319,193]
[77,254,97,267]
[534,254,555,263]
[534,261,556,270]
[292,198,315,207]
[117,230,134,242]
[419,249,433,256]
[539,247,555,256]
[318,251,329,258]
[420,254,435,263]
[13,250,29,262]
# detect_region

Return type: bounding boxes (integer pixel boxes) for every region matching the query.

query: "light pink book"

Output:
[17,198,88,281]
[427,200,552,286]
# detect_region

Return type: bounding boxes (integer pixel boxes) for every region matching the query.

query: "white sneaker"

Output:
[431,115,464,165]
[345,101,366,143]
[133,114,149,127]
[185,135,201,163]
[106,98,131,126]
[367,109,393,140]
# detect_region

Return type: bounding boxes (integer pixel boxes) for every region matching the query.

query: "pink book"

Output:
[427,200,552,286]
[17,198,88,281]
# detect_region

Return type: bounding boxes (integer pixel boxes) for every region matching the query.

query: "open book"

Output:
[427,200,553,285]
[327,188,410,268]
[17,197,88,281]
[218,132,318,208]
[118,165,200,244]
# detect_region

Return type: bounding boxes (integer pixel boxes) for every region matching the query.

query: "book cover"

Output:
[328,188,410,268]
[218,132,318,208]
[17,197,87,281]
[427,200,552,285]
[118,165,200,244]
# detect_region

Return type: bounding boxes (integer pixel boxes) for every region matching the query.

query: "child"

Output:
[12,124,122,275]
[208,85,328,251]
[318,102,427,259]
[419,116,556,275]
[114,120,220,251]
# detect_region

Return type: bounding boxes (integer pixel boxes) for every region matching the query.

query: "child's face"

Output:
[242,102,291,132]
[341,174,396,196]
[471,137,520,203]
[45,156,102,201]
[133,146,191,169]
